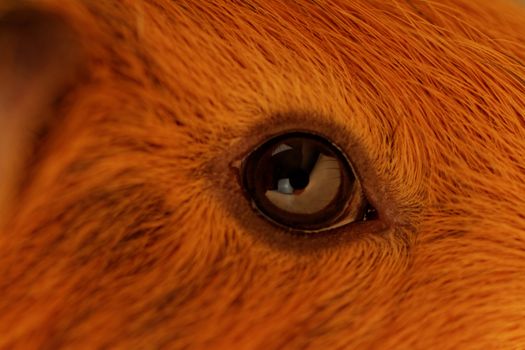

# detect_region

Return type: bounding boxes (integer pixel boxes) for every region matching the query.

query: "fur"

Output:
[1,0,525,348]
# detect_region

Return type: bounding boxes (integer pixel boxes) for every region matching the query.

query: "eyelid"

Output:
[203,112,399,249]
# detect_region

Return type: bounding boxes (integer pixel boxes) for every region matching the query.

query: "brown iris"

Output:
[242,132,368,232]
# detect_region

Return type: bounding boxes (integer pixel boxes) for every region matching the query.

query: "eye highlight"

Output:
[242,132,374,232]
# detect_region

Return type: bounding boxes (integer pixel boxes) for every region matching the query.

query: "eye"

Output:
[242,132,375,232]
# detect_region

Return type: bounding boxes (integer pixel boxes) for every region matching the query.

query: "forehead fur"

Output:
[1,0,525,349]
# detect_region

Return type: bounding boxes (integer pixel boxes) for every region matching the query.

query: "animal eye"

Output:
[242,132,374,232]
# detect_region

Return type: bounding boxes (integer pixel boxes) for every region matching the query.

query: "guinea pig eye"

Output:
[242,132,374,232]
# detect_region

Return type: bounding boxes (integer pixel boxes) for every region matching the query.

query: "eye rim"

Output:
[240,131,376,233]
[202,112,405,250]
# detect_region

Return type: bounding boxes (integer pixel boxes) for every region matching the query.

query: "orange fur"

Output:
[1,0,525,348]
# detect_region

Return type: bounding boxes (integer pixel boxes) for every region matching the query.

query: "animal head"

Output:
[1,0,524,348]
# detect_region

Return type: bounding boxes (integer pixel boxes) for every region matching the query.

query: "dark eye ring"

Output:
[241,132,376,232]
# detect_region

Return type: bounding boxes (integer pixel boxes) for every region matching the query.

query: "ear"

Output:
[0,6,84,225]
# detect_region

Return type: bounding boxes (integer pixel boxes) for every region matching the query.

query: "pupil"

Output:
[288,168,309,190]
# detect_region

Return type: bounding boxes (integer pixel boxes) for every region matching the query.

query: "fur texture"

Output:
[1,0,525,348]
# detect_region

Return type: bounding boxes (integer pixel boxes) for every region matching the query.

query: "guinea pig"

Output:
[1,0,524,349]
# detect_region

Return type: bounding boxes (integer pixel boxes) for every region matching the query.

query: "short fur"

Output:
[1,0,525,349]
